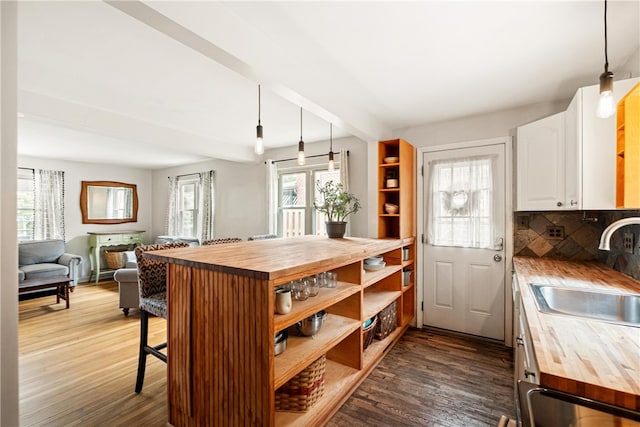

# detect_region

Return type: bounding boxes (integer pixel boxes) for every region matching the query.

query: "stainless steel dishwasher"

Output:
[517,380,640,427]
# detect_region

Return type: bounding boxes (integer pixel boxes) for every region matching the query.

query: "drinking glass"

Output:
[315,272,327,288]
[293,278,309,301]
[326,272,337,288]
[307,276,320,297]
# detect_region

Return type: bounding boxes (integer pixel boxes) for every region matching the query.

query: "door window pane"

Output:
[427,156,494,248]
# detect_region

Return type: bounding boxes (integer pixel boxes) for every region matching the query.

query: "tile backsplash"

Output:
[514,210,640,280]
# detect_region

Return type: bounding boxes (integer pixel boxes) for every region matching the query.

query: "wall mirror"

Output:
[80,181,138,224]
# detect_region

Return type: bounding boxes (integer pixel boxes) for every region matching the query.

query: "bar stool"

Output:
[201,237,243,245]
[134,241,189,393]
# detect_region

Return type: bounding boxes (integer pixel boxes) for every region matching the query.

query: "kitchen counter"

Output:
[513,257,640,411]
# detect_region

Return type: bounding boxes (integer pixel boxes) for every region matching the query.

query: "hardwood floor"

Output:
[18,282,514,426]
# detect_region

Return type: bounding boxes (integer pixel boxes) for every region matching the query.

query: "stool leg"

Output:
[135,310,149,393]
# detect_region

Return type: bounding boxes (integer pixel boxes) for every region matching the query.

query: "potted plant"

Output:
[313,180,361,238]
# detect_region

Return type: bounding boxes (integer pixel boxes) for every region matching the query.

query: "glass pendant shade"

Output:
[255,124,264,155]
[328,151,335,171]
[297,140,305,165]
[597,70,615,118]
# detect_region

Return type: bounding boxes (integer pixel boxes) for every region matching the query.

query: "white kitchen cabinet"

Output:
[516,112,568,210]
[565,77,640,210]
[516,77,639,211]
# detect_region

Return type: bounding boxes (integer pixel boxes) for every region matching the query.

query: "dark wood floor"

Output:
[328,328,515,426]
[19,282,514,426]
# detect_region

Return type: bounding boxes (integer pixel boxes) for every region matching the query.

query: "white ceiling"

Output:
[17,1,640,169]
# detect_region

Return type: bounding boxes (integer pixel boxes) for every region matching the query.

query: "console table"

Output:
[88,231,145,283]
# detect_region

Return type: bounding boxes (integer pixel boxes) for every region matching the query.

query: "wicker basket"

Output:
[275,354,326,412]
[362,315,378,351]
[375,301,398,340]
[104,250,125,269]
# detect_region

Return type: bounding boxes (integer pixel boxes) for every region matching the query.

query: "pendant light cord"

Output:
[300,107,303,140]
[258,84,261,125]
[603,0,608,70]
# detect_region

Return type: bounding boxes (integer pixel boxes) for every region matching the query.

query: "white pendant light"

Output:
[297,107,305,165]
[596,0,615,118]
[255,84,264,155]
[328,123,335,171]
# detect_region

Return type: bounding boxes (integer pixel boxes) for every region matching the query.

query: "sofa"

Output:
[18,239,83,293]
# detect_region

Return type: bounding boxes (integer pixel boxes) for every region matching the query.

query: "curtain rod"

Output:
[268,150,349,164]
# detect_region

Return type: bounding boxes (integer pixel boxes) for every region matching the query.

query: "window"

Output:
[17,168,35,241]
[177,177,198,237]
[278,167,340,237]
[427,156,494,248]
[17,168,66,241]
[167,171,215,242]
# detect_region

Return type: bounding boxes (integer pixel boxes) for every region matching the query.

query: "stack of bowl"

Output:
[364,255,386,271]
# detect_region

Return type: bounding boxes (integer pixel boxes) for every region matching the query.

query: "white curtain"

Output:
[197,170,215,242]
[266,160,278,235]
[339,149,351,236]
[427,155,495,248]
[166,176,179,236]
[34,169,65,240]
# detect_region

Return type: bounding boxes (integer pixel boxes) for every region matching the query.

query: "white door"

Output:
[423,143,506,340]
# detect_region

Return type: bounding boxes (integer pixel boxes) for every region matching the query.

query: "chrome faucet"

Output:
[598,217,640,250]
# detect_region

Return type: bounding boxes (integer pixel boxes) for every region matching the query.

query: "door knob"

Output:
[494,254,502,262]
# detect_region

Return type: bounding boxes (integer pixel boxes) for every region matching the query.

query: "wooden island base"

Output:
[147,236,416,426]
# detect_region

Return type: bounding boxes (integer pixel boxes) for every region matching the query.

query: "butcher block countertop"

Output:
[513,257,640,411]
[145,235,406,282]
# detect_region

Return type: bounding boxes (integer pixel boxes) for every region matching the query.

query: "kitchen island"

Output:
[513,257,640,411]
[146,235,415,426]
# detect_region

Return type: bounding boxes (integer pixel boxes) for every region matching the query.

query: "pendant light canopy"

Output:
[255,84,264,155]
[328,123,335,171]
[297,107,305,165]
[596,0,615,118]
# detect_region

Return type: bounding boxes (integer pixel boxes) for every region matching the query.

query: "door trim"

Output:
[416,137,514,346]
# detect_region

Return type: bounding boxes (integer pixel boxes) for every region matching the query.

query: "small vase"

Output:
[325,221,347,238]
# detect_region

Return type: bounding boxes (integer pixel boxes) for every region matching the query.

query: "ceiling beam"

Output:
[104,0,388,143]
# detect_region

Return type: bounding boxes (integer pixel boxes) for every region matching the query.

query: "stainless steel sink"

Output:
[529,283,640,327]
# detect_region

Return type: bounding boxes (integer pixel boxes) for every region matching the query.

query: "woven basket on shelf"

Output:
[104,250,125,269]
[362,315,378,351]
[275,354,326,412]
[375,301,398,340]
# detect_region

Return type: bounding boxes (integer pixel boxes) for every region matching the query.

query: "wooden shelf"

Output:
[362,265,402,288]
[274,281,360,331]
[363,290,402,320]
[274,314,361,389]
[275,359,361,427]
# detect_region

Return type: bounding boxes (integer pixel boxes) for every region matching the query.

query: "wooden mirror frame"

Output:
[80,180,138,224]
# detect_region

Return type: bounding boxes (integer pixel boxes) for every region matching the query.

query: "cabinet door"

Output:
[516,112,566,210]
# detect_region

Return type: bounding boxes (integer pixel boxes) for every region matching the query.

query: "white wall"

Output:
[18,156,153,282]
[152,158,266,241]
[265,136,370,238]
[1,1,20,424]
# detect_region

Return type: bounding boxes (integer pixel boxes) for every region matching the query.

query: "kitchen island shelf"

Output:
[274,314,361,389]
[149,236,413,426]
[273,282,360,331]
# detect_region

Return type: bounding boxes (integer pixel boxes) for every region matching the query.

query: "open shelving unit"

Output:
[377,138,417,330]
[616,82,640,208]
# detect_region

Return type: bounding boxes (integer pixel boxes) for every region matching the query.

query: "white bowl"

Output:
[364,256,383,265]
[383,156,399,164]
[364,261,386,271]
